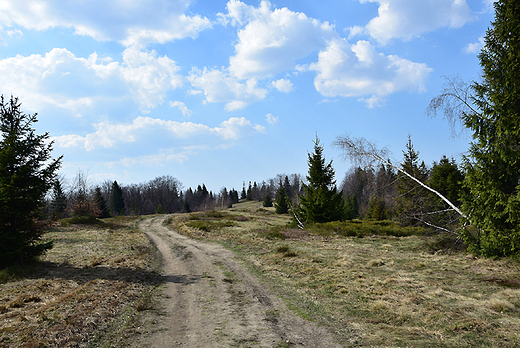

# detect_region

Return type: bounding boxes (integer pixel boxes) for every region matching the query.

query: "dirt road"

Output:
[134,216,341,347]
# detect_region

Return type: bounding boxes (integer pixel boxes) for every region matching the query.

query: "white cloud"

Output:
[309,39,432,107]
[169,101,193,117]
[53,115,264,151]
[188,67,268,110]
[0,0,211,48]
[464,36,485,54]
[222,0,336,79]
[266,113,279,124]
[358,0,475,44]
[271,79,294,93]
[0,47,183,113]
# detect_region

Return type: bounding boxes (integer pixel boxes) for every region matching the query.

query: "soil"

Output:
[134,216,341,347]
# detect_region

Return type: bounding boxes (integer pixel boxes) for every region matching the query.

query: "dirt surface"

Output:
[135,216,341,347]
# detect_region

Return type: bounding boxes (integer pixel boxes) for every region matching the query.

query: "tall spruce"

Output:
[0,96,62,267]
[110,181,125,216]
[460,0,520,256]
[298,136,345,223]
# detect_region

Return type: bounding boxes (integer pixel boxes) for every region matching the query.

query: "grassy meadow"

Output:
[167,200,520,347]
[0,216,162,348]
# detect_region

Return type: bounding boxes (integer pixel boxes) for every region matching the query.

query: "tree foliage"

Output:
[0,96,62,267]
[298,136,346,223]
[429,0,520,256]
[274,180,289,214]
[110,181,125,216]
[395,136,430,226]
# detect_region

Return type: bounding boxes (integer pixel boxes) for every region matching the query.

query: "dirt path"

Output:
[134,216,341,347]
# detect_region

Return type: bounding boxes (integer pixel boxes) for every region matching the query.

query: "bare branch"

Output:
[426,75,479,137]
[333,134,467,219]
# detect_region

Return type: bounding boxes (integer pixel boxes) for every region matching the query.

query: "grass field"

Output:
[167,201,520,347]
[0,216,162,348]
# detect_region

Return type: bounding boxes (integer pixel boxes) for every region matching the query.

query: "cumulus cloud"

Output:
[464,36,485,54]
[53,116,264,151]
[0,0,211,48]
[221,0,336,79]
[0,47,183,113]
[309,39,432,107]
[272,79,294,93]
[358,0,474,44]
[188,67,268,110]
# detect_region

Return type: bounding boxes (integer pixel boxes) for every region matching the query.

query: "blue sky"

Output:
[0,0,495,192]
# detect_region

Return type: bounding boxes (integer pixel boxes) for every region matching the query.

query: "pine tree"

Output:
[460,0,520,256]
[110,181,125,216]
[298,136,346,223]
[0,96,62,267]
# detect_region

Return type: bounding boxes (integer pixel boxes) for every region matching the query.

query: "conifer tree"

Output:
[110,181,125,216]
[298,136,346,223]
[93,187,110,218]
[50,179,68,219]
[0,96,62,267]
[274,180,289,214]
[263,194,273,208]
[395,136,429,226]
[459,0,520,256]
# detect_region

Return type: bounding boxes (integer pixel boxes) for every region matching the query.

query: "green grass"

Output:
[167,201,520,347]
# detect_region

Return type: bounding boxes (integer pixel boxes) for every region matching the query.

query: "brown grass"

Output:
[0,216,162,348]
[167,201,520,347]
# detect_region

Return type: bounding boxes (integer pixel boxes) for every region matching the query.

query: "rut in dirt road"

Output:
[134,216,342,348]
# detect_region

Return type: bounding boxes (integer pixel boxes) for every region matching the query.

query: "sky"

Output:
[0,0,496,193]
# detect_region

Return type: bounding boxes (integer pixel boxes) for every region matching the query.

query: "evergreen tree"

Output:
[263,194,273,208]
[50,180,67,219]
[427,156,464,229]
[298,136,346,223]
[183,201,192,213]
[110,181,125,216]
[274,180,289,214]
[241,183,247,200]
[459,0,520,256]
[156,204,164,214]
[93,187,110,218]
[395,136,429,226]
[0,96,62,267]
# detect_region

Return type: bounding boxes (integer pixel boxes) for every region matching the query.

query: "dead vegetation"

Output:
[167,201,520,347]
[0,216,162,348]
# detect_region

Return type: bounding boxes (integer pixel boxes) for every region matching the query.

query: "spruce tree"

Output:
[50,180,68,219]
[395,136,429,226]
[0,96,62,267]
[263,194,273,208]
[274,180,289,214]
[298,136,346,223]
[110,181,125,216]
[93,187,110,218]
[460,0,520,256]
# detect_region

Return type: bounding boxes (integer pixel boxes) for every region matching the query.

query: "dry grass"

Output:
[0,216,162,348]
[167,201,520,347]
